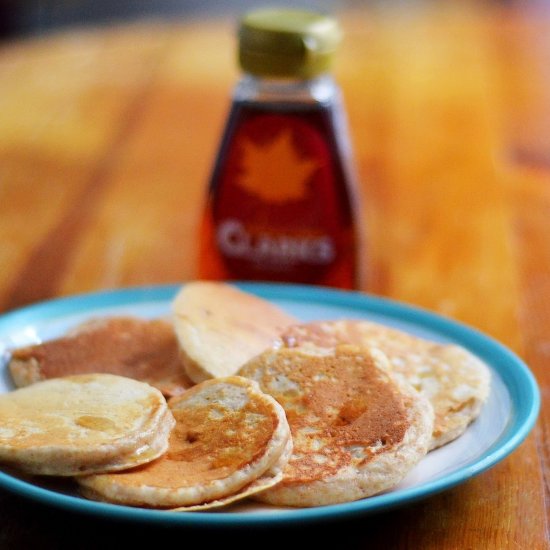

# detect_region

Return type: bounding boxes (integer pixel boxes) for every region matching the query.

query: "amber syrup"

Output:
[199,99,358,288]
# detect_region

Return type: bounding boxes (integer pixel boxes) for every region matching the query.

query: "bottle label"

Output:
[208,106,354,284]
[217,218,336,266]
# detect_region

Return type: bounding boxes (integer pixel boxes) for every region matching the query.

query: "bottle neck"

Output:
[234,73,338,104]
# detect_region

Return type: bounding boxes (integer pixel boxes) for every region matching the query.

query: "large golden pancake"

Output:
[238,345,434,507]
[8,316,193,398]
[172,282,297,383]
[281,320,491,449]
[0,374,175,476]
[78,376,291,508]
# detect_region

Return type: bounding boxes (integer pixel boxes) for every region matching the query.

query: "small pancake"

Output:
[150,435,293,512]
[8,316,193,398]
[172,282,297,383]
[78,376,291,508]
[0,374,175,476]
[238,345,434,507]
[281,320,491,449]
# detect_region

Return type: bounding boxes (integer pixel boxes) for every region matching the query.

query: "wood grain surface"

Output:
[0,1,548,547]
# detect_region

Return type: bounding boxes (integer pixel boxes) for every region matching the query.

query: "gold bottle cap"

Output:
[238,8,342,78]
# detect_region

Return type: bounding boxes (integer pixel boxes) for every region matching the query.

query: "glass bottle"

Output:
[199,8,361,289]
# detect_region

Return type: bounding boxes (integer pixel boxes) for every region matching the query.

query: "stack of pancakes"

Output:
[2,282,491,509]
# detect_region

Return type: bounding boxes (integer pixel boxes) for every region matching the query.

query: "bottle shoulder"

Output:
[232,74,340,105]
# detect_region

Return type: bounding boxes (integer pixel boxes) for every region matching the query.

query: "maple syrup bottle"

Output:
[199,8,360,288]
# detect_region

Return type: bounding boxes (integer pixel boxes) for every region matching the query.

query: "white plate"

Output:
[0,283,540,527]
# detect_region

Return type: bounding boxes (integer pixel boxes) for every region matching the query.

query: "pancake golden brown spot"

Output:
[172,282,297,383]
[77,376,291,509]
[238,345,434,507]
[8,317,193,398]
[281,320,491,449]
[0,374,175,476]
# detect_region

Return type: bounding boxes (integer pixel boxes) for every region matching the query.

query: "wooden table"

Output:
[0,1,548,547]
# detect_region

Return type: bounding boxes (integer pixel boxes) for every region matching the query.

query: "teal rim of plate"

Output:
[0,282,540,527]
